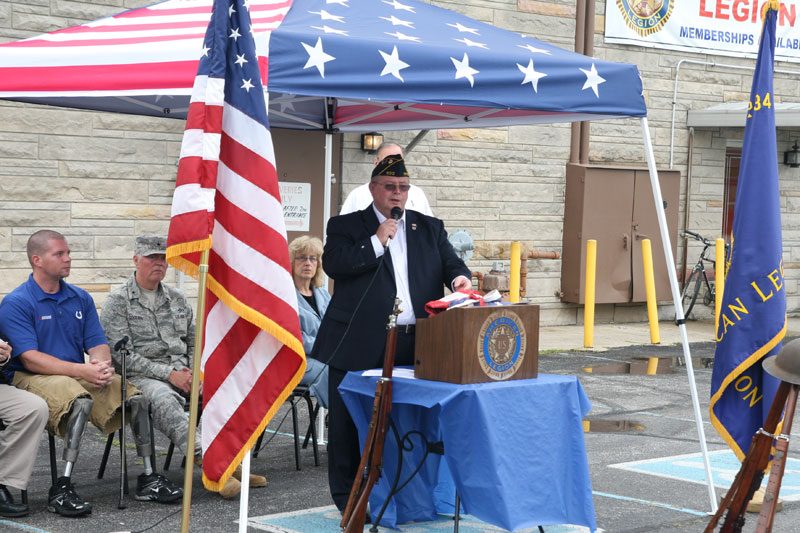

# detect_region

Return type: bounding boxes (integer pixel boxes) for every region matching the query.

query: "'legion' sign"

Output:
[606,0,800,62]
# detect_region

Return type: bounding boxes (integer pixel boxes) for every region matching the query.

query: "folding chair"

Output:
[253,385,319,470]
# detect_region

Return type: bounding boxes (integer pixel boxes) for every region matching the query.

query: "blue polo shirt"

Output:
[0,274,108,382]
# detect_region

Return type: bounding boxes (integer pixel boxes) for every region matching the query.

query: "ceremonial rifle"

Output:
[754,384,798,533]
[340,298,402,533]
[705,380,791,533]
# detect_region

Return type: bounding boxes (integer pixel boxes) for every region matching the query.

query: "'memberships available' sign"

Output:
[605,0,800,62]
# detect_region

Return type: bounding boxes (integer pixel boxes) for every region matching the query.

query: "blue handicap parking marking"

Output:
[610,449,800,501]
[248,505,596,532]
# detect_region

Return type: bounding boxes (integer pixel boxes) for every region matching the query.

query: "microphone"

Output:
[385,206,404,249]
[114,336,129,351]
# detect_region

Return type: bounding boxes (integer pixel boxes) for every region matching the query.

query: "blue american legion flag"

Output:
[709,1,786,460]
[167,0,305,492]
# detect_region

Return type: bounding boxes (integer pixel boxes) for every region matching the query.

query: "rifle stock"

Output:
[705,381,791,533]
[754,384,798,533]
[340,299,401,532]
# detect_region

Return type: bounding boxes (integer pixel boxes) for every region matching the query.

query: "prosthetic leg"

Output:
[128,394,182,503]
[128,395,153,460]
[62,397,92,476]
[48,397,93,517]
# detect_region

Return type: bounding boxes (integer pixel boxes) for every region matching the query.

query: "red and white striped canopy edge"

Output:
[0,0,290,97]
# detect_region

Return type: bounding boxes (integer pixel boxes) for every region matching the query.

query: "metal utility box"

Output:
[561,164,680,304]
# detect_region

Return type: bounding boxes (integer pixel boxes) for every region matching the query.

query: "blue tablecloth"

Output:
[339,371,597,532]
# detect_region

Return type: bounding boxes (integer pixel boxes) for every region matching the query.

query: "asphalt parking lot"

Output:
[3,320,799,532]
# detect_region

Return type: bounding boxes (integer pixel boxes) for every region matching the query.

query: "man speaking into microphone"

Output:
[313,154,471,513]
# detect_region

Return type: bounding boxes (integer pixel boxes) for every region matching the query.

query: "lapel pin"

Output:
[411,223,417,230]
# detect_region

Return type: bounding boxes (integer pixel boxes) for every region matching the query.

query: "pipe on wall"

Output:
[570,0,588,164]
[579,0,595,165]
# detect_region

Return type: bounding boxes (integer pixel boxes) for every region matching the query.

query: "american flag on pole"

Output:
[166,0,304,491]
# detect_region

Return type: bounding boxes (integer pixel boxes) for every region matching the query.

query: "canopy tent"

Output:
[0,0,645,129]
[0,0,717,519]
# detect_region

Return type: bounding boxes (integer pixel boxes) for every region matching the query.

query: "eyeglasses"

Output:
[372,182,410,193]
[295,255,318,263]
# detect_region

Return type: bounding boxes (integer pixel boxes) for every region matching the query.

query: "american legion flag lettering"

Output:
[166,0,305,491]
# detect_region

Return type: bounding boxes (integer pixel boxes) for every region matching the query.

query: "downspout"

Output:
[680,127,694,291]
[570,0,587,164]
[579,0,595,165]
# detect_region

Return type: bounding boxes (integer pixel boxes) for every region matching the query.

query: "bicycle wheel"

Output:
[680,269,702,320]
[703,280,715,307]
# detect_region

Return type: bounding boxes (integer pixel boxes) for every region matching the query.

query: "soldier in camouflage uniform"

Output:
[100,235,266,498]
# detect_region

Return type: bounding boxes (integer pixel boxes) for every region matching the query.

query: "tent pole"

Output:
[237,452,251,533]
[639,117,718,513]
[324,133,332,239]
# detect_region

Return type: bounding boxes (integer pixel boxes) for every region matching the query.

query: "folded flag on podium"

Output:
[166,0,305,491]
[424,289,503,316]
[709,0,786,460]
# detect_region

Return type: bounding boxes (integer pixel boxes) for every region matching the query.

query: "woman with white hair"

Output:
[289,236,330,408]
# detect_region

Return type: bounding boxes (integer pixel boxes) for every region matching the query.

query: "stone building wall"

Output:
[1,0,799,325]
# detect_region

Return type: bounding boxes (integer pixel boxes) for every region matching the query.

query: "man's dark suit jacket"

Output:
[312,206,471,371]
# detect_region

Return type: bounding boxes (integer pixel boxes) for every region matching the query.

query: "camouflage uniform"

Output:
[100,273,199,456]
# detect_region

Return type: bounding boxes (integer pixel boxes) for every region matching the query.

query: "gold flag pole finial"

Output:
[762,0,780,21]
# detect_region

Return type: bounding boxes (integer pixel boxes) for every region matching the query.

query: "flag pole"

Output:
[180,248,210,533]
[238,451,251,532]
[640,117,718,512]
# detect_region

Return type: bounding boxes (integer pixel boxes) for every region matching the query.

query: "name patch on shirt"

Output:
[39,315,52,321]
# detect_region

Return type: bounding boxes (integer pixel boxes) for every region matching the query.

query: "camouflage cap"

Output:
[135,234,167,257]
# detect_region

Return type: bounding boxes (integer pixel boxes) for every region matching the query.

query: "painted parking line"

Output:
[610,449,800,501]
[247,505,597,532]
[592,491,706,516]
[0,520,54,533]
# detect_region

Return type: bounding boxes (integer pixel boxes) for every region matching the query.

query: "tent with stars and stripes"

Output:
[0,0,720,521]
[0,0,645,128]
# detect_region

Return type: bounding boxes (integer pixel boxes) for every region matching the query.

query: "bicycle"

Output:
[680,230,727,320]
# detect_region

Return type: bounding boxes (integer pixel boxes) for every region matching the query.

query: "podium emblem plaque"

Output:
[477,310,526,380]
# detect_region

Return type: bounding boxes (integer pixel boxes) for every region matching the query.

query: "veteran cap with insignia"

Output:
[371,155,409,179]
[135,234,167,257]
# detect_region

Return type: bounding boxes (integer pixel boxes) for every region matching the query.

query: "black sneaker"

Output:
[135,472,182,503]
[48,477,92,517]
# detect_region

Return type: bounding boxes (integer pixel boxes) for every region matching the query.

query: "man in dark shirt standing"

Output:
[313,156,471,513]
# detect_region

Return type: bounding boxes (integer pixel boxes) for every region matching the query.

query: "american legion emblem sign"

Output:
[477,310,527,380]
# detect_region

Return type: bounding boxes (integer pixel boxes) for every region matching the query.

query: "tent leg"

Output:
[639,117,718,513]
[324,133,333,233]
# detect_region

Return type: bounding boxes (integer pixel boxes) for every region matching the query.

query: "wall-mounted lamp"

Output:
[784,141,800,168]
[361,132,384,153]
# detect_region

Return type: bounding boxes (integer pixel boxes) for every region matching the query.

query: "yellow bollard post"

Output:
[510,241,521,303]
[584,239,596,348]
[715,238,725,328]
[641,239,661,346]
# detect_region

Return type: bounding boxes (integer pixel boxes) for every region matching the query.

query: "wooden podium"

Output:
[414,304,539,384]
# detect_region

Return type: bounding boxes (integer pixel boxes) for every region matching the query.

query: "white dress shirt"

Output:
[340,182,433,216]
[369,206,416,326]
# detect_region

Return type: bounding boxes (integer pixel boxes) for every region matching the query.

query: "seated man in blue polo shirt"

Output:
[0,230,182,517]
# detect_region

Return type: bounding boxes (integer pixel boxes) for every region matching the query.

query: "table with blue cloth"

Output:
[339,371,596,532]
